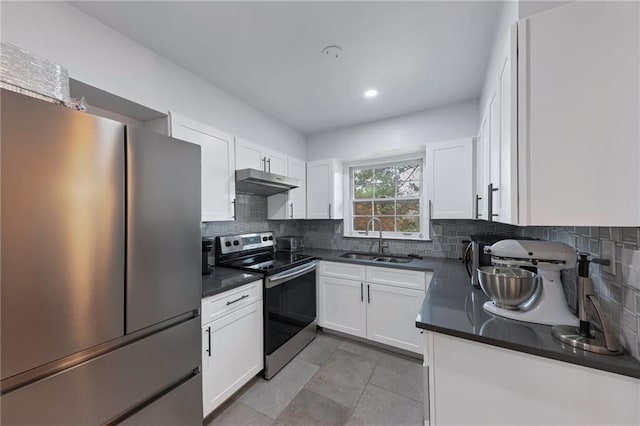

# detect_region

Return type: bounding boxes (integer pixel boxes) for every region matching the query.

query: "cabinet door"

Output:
[288,156,307,219]
[480,114,491,220]
[488,93,501,221]
[318,276,366,338]
[264,148,287,176]
[235,137,265,171]
[425,138,473,219]
[307,159,343,219]
[497,25,518,224]
[170,112,235,221]
[475,118,488,220]
[306,160,332,219]
[473,127,486,219]
[518,1,640,226]
[267,156,306,220]
[366,284,425,354]
[431,333,640,425]
[202,302,263,417]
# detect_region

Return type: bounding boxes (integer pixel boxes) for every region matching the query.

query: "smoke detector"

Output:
[321,45,343,60]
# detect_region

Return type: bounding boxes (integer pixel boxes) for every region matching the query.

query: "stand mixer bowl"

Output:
[477,267,539,310]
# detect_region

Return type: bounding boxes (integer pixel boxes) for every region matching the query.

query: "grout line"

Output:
[366,382,425,407]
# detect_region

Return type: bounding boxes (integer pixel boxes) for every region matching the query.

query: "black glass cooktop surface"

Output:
[223,251,314,275]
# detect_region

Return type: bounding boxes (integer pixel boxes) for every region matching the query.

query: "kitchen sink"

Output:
[340,253,378,261]
[339,252,412,263]
[373,256,412,264]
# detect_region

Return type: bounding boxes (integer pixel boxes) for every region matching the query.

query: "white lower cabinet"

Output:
[318,261,430,354]
[422,331,640,426]
[366,283,425,353]
[202,281,263,418]
[318,276,367,338]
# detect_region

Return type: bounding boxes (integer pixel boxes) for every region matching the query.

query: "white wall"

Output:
[0,1,306,159]
[306,99,479,161]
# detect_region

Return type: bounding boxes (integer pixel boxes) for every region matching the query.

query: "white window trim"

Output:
[342,153,430,241]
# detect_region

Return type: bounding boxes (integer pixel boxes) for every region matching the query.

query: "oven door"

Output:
[264,261,317,358]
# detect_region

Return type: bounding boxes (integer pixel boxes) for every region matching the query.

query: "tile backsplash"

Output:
[201,195,640,360]
[520,226,640,360]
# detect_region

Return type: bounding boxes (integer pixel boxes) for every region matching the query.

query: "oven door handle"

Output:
[265,261,318,289]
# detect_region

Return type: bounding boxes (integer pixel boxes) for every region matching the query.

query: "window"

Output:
[345,158,427,239]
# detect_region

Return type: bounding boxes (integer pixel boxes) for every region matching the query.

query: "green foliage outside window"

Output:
[351,161,421,234]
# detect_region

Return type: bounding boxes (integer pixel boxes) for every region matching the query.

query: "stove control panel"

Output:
[217,232,275,255]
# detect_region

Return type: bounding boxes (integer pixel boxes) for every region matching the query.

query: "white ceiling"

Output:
[69,1,501,135]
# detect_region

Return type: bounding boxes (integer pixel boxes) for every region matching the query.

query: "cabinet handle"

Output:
[232,198,237,220]
[262,157,267,172]
[487,183,499,222]
[367,284,371,304]
[267,158,271,173]
[206,326,211,357]
[290,203,294,219]
[360,283,364,302]
[226,294,249,305]
[328,203,332,219]
[428,200,432,219]
[475,194,483,219]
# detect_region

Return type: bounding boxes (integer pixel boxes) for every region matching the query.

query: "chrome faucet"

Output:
[366,216,388,254]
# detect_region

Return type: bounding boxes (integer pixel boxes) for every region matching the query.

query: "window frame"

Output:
[343,154,430,241]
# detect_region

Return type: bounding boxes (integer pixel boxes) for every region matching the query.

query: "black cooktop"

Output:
[222,251,314,276]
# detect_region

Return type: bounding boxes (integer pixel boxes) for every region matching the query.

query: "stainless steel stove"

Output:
[215,232,317,379]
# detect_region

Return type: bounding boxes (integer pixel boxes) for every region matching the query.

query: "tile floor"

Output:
[207,332,424,426]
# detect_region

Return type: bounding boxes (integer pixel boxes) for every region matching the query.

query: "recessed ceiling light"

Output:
[364,89,378,98]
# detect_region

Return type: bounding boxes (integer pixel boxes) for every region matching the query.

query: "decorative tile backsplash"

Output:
[520,226,640,360]
[201,194,640,360]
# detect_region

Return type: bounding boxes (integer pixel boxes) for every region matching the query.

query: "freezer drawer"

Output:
[0,318,200,425]
[126,127,202,333]
[1,89,125,380]
[120,374,202,425]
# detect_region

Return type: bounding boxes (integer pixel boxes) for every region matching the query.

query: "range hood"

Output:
[235,168,299,196]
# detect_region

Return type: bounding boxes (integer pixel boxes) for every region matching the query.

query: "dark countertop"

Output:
[415,258,640,380]
[202,267,263,298]
[301,247,438,272]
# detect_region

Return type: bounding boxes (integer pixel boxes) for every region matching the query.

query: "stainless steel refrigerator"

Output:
[1,89,202,424]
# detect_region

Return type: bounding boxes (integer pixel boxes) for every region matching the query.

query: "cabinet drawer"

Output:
[319,261,366,281]
[202,280,262,325]
[366,266,426,291]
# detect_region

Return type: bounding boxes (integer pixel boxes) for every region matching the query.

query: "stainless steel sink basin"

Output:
[339,252,412,264]
[340,253,378,261]
[373,256,412,264]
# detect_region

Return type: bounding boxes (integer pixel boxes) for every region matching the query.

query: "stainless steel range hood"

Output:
[235,168,299,196]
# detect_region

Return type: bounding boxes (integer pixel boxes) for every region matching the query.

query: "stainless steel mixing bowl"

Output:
[477,267,539,310]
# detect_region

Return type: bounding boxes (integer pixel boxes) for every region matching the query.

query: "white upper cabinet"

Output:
[267,156,307,220]
[498,27,518,224]
[518,1,640,226]
[475,116,489,220]
[169,112,235,222]
[263,148,287,176]
[306,159,343,219]
[235,137,287,176]
[425,138,474,219]
[477,25,518,225]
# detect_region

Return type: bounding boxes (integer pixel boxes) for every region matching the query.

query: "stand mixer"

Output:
[481,240,579,326]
